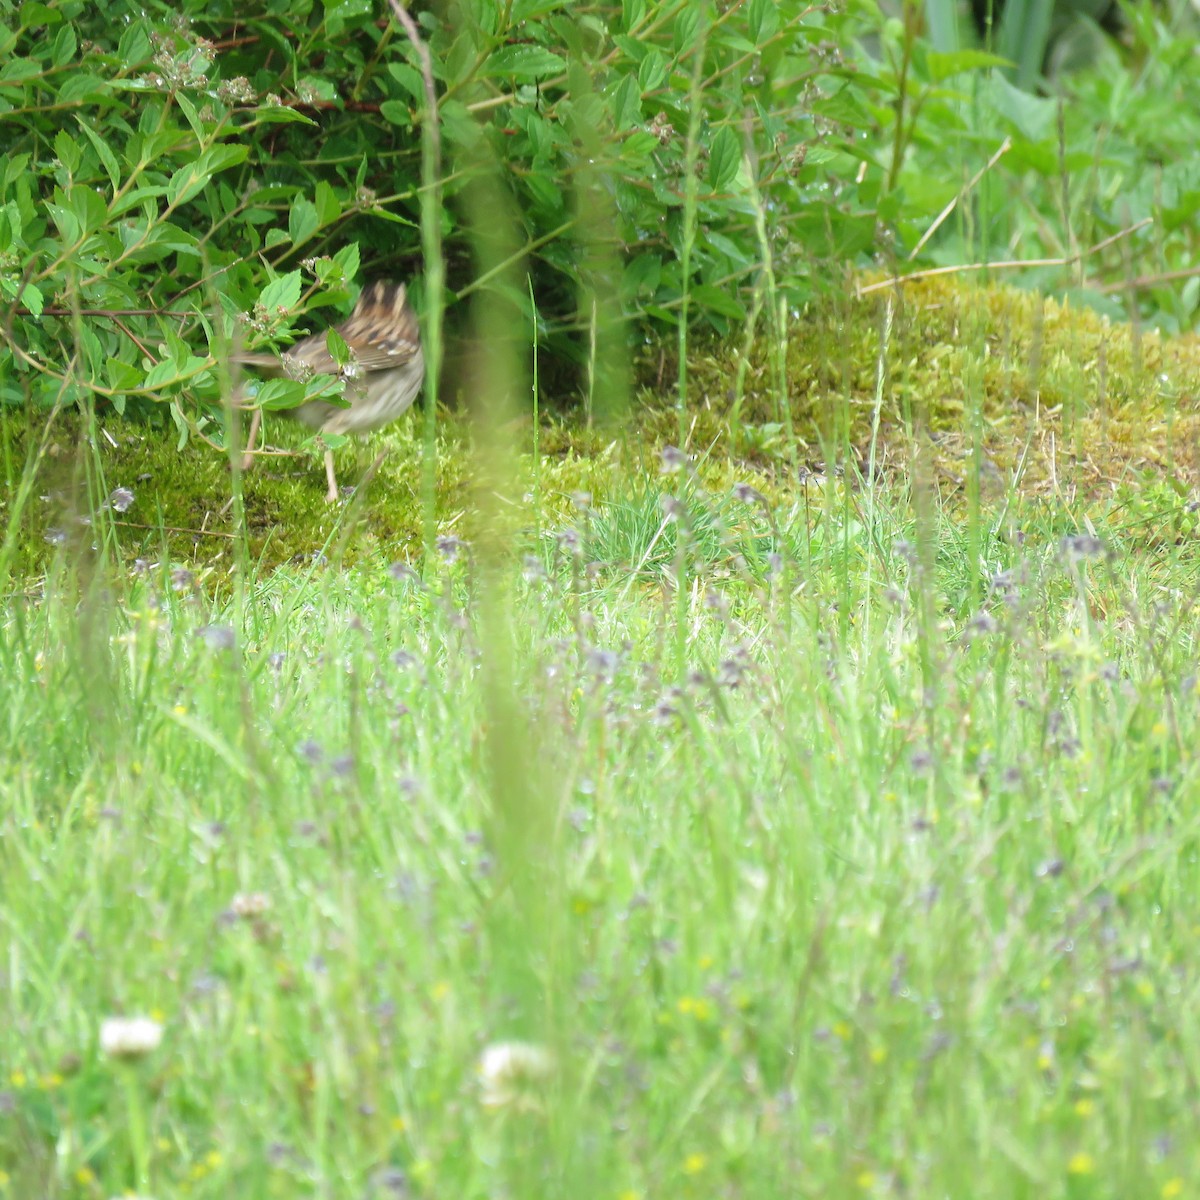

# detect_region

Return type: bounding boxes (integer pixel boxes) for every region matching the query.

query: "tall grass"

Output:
[5,4,1200,1200]
[5,471,1200,1195]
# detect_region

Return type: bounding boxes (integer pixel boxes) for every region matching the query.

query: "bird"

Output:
[236,280,424,502]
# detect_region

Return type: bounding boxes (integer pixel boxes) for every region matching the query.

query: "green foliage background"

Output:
[1,0,1199,437]
[0,0,875,430]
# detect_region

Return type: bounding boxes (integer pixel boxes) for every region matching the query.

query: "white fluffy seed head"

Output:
[478,1041,555,1111]
[99,1016,164,1059]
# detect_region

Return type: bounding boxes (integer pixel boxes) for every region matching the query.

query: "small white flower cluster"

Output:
[230,891,271,918]
[99,1016,163,1060]
[478,1041,555,1112]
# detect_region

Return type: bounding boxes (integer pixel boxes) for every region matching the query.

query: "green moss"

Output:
[6,277,1200,583]
[673,275,1200,498]
[0,404,634,582]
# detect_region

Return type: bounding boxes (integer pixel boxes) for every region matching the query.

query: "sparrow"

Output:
[237,280,424,502]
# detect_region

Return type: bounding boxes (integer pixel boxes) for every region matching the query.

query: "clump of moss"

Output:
[0,404,629,582]
[6,276,1200,583]
[669,274,1200,500]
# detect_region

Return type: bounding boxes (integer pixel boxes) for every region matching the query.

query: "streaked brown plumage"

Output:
[237,281,424,501]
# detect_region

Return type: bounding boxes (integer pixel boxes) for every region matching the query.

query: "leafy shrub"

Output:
[3,0,1197,451]
[0,0,890,436]
[874,0,1200,333]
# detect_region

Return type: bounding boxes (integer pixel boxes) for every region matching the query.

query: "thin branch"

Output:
[909,137,1012,261]
[859,218,1155,297]
[384,0,444,564]
[33,308,194,319]
[114,521,237,539]
[1097,262,1200,295]
[108,315,156,361]
[385,1,440,157]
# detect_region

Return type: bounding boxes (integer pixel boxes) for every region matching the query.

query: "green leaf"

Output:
[162,145,246,212]
[45,203,80,244]
[143,358,186,390]
[673,7,700,55]
[326,327,351,368]
[66,183,108,234]
[326,0,372,35]
[166,162,210,209]
[58,74,109,104]
[75,118,121,191]
[638,50,667,91]
[609,74,641,130]
[703,228,751,265]
[481,45,566,80]
[54,131,81,174]
[0,58,41,84]
[926,49,1011,81]
[106,356,143,392]
[306,430,349,451]
[440,99,483,149]
[707,126,741,191]
[259,271,302,313]
[513,108,558,160]
[115,219,167,261]
[712,30,756,54]
[253,104,318,126]
[51,23,76,66]
[109,185,168,219]
[20,282,43,318]
[19,2,64,27]
[253,378,311,411]
[2,201,24,248]
[747,0,779,44]
[988,72,1056,142]
[175,92,204,140]
[510,0,565,18]
[289,198,319,247]
[690,283,746,320]
[332,242,360,281]
[297,76,338,102]
[4,154,30,186]
[117,22,150,65]
[524,173,566,218]
[387,63,425,102]
[622,254,661,299]
[380,100,411,127]
[314,181,341,228]
[171,401,189,450]
[205,144,250,176]
[620,131,658,161]
[622,0,645,31]
[611,34,649,63]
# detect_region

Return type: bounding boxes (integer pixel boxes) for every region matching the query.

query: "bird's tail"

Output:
[232,350,285,372]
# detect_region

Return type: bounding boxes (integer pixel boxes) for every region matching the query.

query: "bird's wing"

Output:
[234,281,420,376]
[335,281,422,372]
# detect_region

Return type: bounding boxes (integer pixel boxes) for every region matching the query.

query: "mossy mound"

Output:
[0,407,621,582]
[651,274,1200,498]
[5,276,1200,581]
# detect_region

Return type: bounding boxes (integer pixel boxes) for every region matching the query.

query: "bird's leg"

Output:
[240,407,262,473]
[324,449,340,503]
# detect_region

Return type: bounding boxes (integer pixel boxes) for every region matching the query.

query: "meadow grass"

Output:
[5,2,1200,1196]
[2,436,1199,1198]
